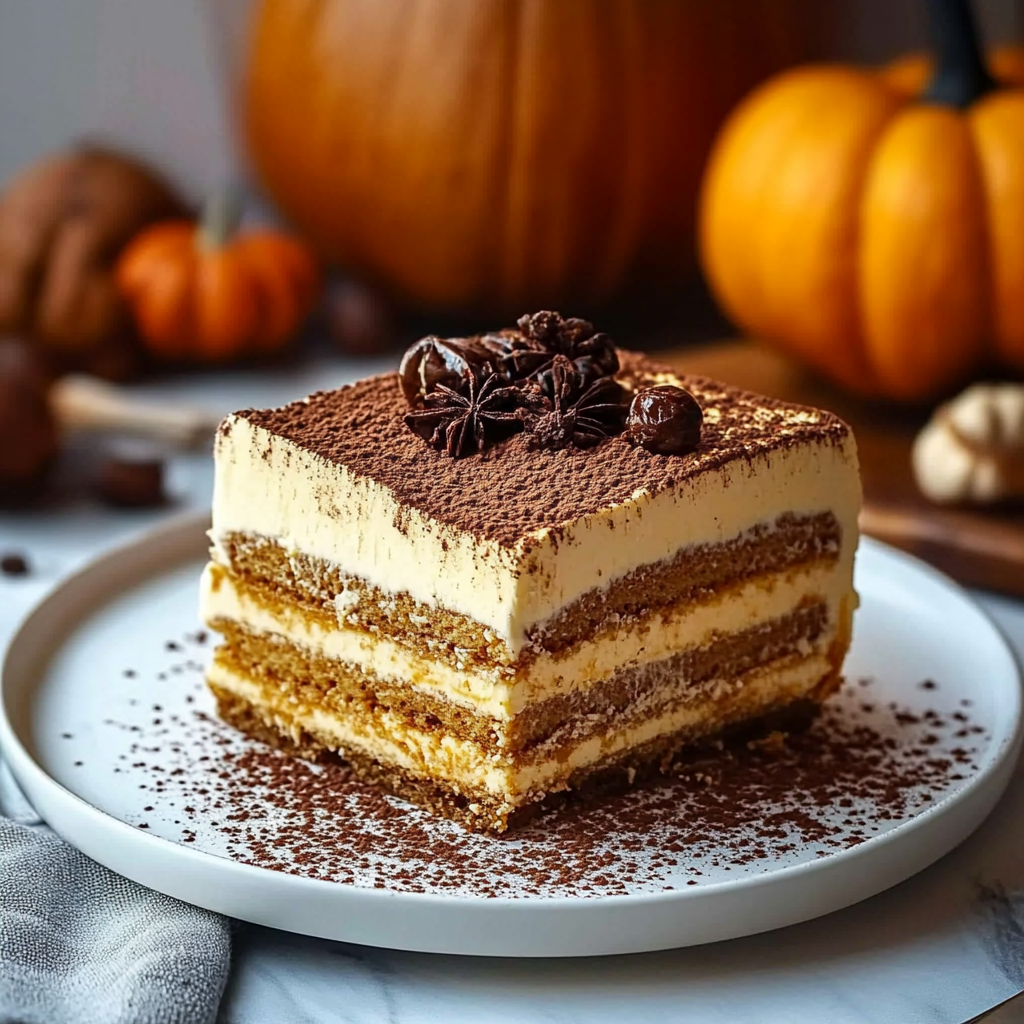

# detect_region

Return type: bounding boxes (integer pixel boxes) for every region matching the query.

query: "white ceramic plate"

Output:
[2,514,1021,957]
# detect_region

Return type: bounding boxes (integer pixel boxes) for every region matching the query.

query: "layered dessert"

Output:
[200,312,861,832]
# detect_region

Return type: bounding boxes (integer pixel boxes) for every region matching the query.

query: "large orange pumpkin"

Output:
[699,0,1024,402]
[242,0,829,313]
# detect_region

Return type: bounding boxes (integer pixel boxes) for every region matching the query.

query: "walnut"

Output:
[911,383,1024,504]
[0,145,186,379]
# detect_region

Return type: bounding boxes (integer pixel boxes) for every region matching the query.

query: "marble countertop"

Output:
[2,357,1023,1024]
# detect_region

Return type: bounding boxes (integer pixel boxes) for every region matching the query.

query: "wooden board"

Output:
[660,341,1024,598]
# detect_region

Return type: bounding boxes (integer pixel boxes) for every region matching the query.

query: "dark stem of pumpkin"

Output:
[198,187,242,251]
[923,0,995,107]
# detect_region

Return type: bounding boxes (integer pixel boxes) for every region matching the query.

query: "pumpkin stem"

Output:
[923,0,995,107]
[198,187,242,251]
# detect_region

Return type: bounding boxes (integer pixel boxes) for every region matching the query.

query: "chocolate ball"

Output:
[626,385,703,455]
[399,336,467,407]
[0,340,59,502]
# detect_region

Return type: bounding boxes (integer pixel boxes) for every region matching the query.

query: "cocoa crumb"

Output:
[105,676,984,898]
[1,553,30,577]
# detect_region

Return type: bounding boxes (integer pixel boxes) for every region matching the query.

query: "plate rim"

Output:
[2,512,1021,951]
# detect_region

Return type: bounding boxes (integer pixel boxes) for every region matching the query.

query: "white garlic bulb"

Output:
[911,383,1024,505]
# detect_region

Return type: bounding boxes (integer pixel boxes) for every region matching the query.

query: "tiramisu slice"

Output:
[200,312,861,832]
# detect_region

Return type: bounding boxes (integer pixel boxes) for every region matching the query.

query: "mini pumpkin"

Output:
[0,146,186,379]
[116,192,320,363]
[699,0,1024,401]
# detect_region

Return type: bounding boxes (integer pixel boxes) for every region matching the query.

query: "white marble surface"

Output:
[2,357,1024,1024]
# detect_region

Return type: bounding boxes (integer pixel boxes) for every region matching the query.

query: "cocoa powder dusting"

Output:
[236,352,850,547]
[94,641,990,899]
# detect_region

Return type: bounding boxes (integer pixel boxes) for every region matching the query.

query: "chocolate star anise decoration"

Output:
[525,355,627,450]
[403,366,524,458]
[397,311,649,458]
[513,311,619,387]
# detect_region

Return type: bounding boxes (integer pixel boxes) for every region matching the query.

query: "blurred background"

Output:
[1,0,1022,593]
[0,1,1017,212]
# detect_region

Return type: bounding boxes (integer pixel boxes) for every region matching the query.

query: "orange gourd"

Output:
[699,0,1024,401]
[116,194,320,363]
[242,0,829,314]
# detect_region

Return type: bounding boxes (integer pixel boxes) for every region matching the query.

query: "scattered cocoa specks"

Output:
[104,660,989,899]
[1,552,29,577]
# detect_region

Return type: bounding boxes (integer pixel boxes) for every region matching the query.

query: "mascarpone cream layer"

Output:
[200,560,848,717]
[210,409,860,657]
[207,654,831,800]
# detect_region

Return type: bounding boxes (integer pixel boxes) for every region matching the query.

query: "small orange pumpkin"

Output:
[116,192,320,363]
[699,0,1024,401]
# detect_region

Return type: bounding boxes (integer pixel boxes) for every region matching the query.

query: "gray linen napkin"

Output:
[0,760,231,1024]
